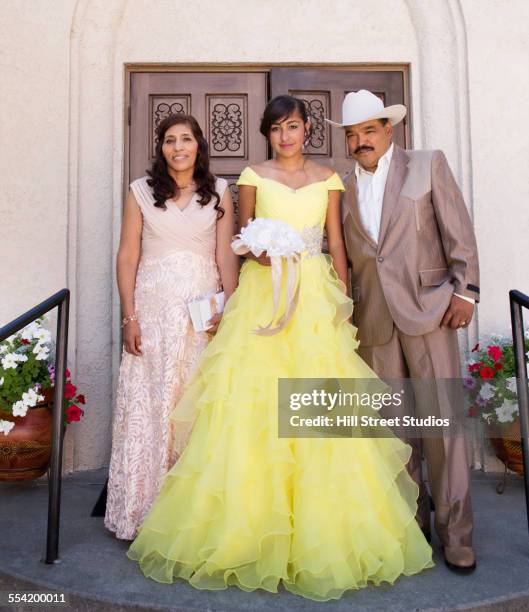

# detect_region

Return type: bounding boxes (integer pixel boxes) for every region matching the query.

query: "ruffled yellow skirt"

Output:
[127,256,434,601]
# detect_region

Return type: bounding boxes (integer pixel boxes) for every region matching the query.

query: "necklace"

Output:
[169,180,196,208]
[272,158,307,191]
[272,158,306,174]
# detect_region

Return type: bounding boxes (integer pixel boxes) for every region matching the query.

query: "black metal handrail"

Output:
[509,290,529,534]
[0,289,70,564]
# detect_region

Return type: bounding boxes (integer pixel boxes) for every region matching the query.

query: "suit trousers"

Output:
[358,325,473,547]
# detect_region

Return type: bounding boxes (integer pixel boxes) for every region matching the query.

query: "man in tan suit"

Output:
[326,90,479,573]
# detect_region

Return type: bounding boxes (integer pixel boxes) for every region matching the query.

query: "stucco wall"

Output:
[462,0,529,336]
[0,1,75,321]
[1,0,527,471]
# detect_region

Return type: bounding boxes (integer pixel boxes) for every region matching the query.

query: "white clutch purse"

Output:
[187,291,225,332]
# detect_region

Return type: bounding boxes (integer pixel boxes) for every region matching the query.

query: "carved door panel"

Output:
[129,69,409,206]
[270,68,408,176]
[129,72,268,206]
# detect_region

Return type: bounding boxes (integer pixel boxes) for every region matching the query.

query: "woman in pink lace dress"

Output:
[104,114,238,540]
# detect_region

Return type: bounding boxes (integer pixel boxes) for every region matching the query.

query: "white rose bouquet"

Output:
[231,217,305,258]
[232,218,304,335]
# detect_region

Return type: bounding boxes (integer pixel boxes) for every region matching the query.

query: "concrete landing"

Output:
[1,469,529,611]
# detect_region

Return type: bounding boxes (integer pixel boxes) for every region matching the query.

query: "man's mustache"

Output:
[354,146,374,155]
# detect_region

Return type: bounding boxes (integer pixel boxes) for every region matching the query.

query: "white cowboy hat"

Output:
[324,89,406,128]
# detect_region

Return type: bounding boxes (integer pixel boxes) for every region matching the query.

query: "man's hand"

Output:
[441,295,474,329]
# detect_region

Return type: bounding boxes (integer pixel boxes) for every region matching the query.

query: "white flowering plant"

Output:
[0,318,86,436]
[464,331,529,426]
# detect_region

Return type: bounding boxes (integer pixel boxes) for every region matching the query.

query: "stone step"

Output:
[1,469,528,612]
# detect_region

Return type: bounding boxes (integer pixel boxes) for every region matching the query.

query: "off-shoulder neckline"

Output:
[244,166,340,192]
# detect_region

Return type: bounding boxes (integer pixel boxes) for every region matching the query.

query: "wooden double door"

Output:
[129,68,409,205]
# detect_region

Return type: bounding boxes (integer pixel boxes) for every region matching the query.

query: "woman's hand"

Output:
[117,190,143,355]
[237,183,271,267]
[325,189,348,287]
[254,252,271,266]
[215,188,239,301]
[206,312,223,335]
[123,321,143,356]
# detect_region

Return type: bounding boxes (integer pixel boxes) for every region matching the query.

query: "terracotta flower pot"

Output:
[0,390,53,481]
[488,420,523,475]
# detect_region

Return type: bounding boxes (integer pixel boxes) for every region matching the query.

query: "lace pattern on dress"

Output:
[104,250,219,540]
[301,224,323,258]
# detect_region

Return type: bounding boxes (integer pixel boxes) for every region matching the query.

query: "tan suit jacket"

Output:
[342,144,480,347]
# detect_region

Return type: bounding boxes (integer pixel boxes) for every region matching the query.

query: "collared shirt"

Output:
[355,143,393,244]
[354,142,474,305]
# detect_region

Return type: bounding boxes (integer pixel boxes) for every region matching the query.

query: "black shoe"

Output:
[443,546,477,574]
[444,558,477,574]
[91,480,108,517]
[429,494,435,512]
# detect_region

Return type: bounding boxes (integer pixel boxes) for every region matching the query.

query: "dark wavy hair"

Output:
[259,95,311,140]
[146,114,223,217]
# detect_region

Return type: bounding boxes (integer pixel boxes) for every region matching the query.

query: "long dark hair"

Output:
[259,95,311,140]
[146,114,223,217]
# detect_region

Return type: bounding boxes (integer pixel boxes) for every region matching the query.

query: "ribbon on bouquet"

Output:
[231,240,302,336]
[256,254,301,336]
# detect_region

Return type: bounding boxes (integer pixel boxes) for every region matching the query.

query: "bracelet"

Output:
[121,314,138,327]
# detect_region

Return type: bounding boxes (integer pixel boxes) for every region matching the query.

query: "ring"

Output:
[459,321,467,327]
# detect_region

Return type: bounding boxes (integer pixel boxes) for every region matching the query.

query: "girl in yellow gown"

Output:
[127,96,434,601]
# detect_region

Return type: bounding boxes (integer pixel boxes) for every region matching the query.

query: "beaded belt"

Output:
[301,224,323,258]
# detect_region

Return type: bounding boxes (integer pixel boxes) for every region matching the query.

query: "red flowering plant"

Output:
[0,318,86,436]
[48,364,86,424]
[464,332,529,427]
